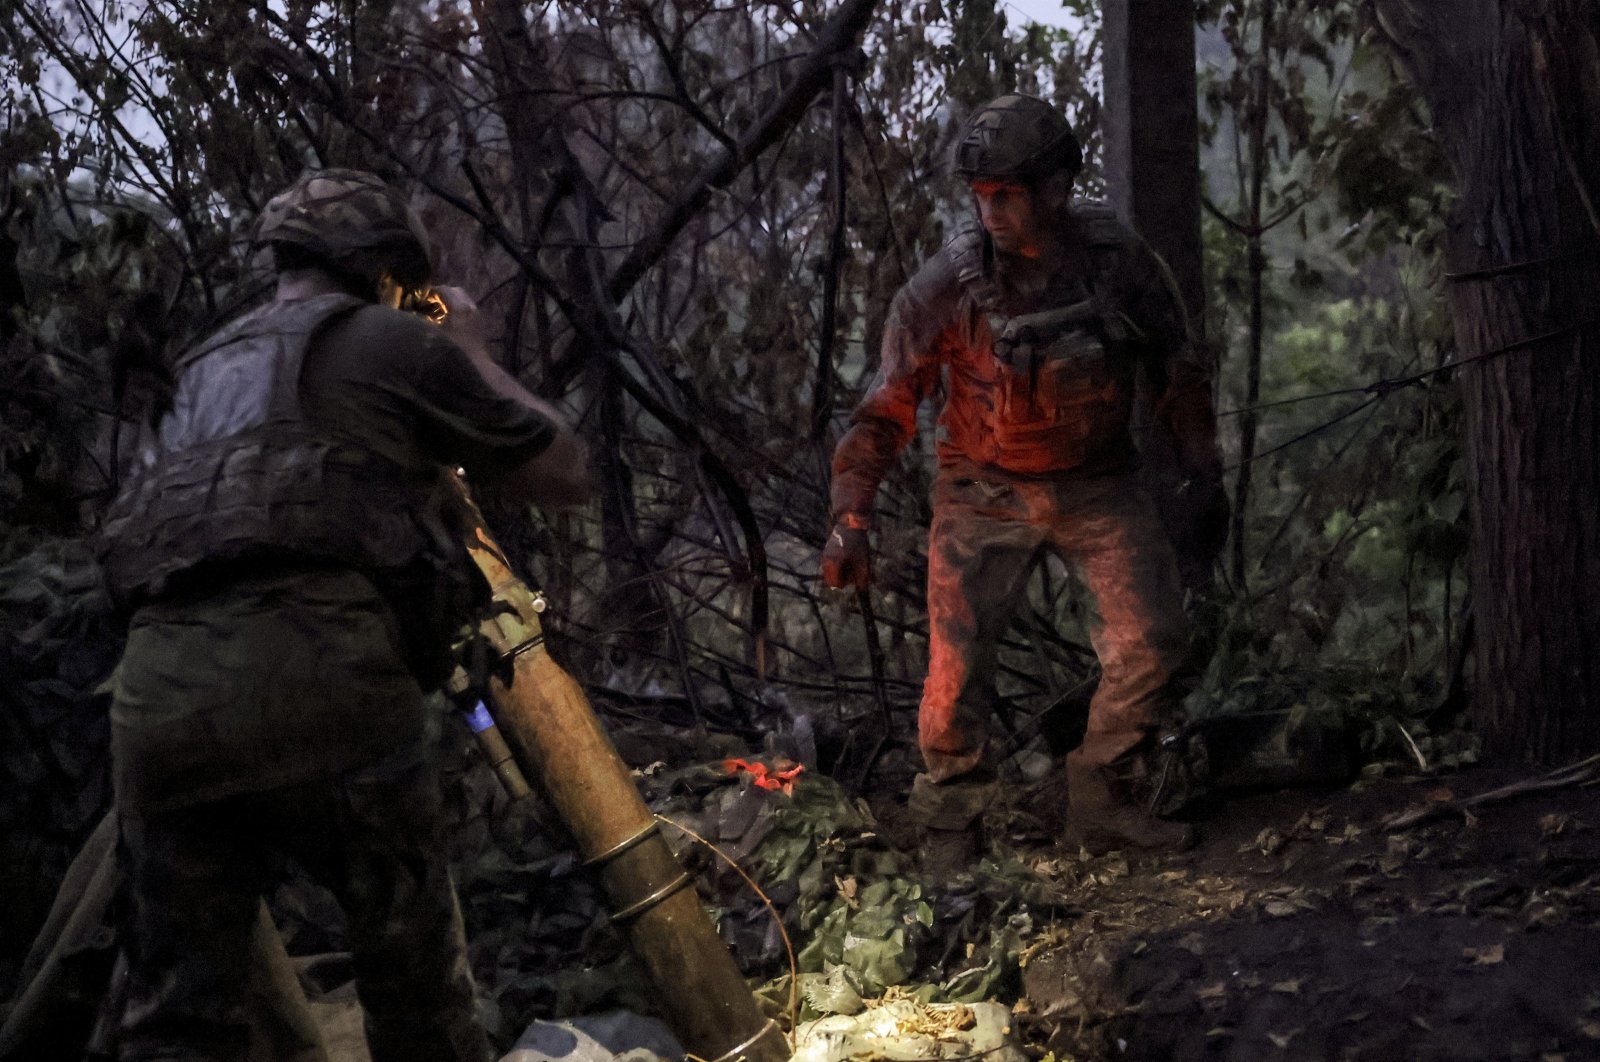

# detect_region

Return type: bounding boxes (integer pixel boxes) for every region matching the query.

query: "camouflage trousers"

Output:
[916,465,1192,815]
[116,743,493,1062]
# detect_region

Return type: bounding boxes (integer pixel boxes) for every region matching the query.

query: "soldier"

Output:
[822,95,1225,870]
[97,169,591,1061]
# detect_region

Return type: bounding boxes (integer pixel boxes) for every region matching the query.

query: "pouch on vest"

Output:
[985,303,1133,474]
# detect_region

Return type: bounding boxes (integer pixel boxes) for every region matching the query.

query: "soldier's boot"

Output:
[908,772,995,879]
[1063,746,1196,856]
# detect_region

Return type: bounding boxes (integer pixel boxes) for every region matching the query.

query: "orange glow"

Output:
[723,757,805,794]
[968,179,1026,197]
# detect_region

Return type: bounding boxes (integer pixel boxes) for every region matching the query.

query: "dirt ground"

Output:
[8,708,1599,1062]
[1004,763,1600,1062]
[393,729,1600,1062]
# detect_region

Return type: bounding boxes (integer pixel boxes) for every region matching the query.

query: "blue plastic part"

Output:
[462,701,497,734]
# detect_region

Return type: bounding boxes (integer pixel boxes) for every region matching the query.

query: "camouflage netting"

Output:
[0,540,121,996]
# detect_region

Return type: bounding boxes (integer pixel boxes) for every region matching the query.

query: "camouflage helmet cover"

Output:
[256,168,433,287]
[952,94,1083,182]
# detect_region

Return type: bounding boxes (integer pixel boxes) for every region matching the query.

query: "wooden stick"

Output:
[1384,753,1600,830]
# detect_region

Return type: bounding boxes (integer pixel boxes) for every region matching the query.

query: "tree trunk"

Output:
[1373,0,1600,762]
[1101,0,1217,592]
[1101,0,1207,338]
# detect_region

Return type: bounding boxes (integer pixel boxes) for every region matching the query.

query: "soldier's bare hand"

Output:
[433,286,488,355]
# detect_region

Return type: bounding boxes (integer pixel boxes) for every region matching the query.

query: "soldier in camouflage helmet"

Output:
[253,168,435,295]
[823,94,1225,871]
[951,92,1085,184]
[99,169,591,1061]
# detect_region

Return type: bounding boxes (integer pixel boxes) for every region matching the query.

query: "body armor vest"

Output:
[945,203,1137,476]
[100,294,446,610]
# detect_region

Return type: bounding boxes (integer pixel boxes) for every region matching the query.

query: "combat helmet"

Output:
[952,94,1083,183]
[256,168,433,288]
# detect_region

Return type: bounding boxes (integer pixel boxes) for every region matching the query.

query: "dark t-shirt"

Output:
[303,303,556,481]
[111,299,558,813]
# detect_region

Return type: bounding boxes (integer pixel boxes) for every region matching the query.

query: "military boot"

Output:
[907,772,995,879]
[1063,744,1196,856]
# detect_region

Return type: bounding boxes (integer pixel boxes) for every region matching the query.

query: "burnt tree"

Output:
[1372,0,1600,762]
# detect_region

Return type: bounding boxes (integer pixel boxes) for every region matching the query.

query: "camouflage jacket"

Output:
[830,200,1219,522]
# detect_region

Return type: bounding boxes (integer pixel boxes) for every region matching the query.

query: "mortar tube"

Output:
[459,520,788,1062]
[457,700,531,800]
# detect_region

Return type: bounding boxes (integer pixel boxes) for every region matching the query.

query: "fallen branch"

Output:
[1383,753,1600,830]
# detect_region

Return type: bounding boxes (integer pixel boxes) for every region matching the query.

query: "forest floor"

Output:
[9,707,1600,1062]
[424,712,1600,1062]
[1001,761,1600,1062]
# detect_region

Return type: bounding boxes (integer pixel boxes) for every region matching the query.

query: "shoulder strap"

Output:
[1069,198,1130,289]
[1070,198,1126,250]
[946,226,1002,311]
[1069,199,1137,344]
[1070,199,1198,351]
[263,293,367,421]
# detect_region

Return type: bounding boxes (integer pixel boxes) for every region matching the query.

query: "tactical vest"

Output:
[99,294,453,622]
[946,202,1138,476]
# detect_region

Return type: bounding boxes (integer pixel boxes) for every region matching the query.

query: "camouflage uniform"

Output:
[827,98,1221,853]
[110,572,488,1062]
[99,171,556,1061]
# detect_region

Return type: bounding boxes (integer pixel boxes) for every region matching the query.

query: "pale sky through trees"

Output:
[1000,0,1082,28]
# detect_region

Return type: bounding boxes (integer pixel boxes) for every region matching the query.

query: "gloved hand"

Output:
[820,524,872,591]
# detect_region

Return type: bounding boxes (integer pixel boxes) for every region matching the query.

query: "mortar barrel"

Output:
[463,530,788,1062]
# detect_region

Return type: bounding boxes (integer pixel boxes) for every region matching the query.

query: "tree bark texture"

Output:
[1101,0,1207,330]
[1373,0,1600,762]
[1101,0,1217,591]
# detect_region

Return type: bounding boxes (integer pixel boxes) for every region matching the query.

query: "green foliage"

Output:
[1198,286,1464,731]
[751,772,875,879]
[733,774,1038,1013]
[0,163,239,534]
[0,538,121,984]
[1329,66,1454,258]
[1194,0,1463,743]
[796,876,933,995]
